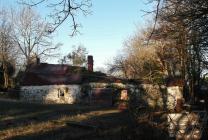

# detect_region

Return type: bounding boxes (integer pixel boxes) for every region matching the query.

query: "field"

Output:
[0,99,136,140]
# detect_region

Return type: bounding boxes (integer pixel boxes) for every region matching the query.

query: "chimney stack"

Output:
[87,55,93,72]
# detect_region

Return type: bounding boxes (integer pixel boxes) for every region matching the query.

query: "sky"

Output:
[0,0,154,70]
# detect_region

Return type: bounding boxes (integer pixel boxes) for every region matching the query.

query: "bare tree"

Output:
[108,54,129,78]
[9,7,60,66]
[19,0,92,36]
[0,10,16,88]
[149,0,208,102]
[108,25,184,83]
[59,45,88,66]
[125,37,164,82]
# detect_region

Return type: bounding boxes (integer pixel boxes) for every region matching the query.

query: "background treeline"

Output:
[108,0,208,103]
[0,7,61,89]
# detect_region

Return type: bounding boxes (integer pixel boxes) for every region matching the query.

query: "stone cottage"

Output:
[20,56,133,104]
[20,56,184,109]
[21,63,84,103]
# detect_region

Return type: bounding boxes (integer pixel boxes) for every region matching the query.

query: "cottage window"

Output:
[58,89,65,97]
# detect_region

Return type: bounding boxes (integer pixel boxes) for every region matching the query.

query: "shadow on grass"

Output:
[0,99,112,132]
[4,108,169,140]
[6,110,135,140]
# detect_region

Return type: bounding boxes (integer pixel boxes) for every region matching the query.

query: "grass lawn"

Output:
[0,99,135,140]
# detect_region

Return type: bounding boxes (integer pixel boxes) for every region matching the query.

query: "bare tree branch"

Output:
[19,0,92,36]
[147,0,160,45]
[8,7,60,65]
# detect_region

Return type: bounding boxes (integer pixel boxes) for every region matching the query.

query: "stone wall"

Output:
[130,84,183,111]
[20,82,129,104]
[89,83,184,111]
[20,83,183,108]
[20,85,81,104]
[166,86,183,111]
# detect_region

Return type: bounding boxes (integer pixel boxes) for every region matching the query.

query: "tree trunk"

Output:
[3,63,9,88]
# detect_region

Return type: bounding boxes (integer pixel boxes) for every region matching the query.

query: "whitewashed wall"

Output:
[167,86,183,110]
[20,85,81,104]
[20,83,183,108]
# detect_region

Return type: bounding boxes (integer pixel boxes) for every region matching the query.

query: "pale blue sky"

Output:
[0,0,154,70]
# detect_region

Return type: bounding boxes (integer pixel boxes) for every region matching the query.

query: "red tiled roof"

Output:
[21,63,126,86]
[21,64,84,86]
[21,63,133,86]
